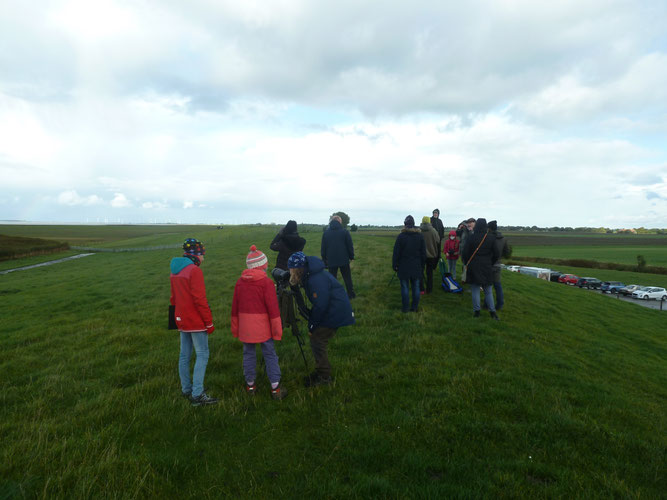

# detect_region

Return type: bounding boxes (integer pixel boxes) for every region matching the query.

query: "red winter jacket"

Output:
[170,257,214,333]
[231,268,283,343]
[443,230,460,261]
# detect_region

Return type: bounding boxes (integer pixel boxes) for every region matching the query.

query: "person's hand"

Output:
[206,324,215,334]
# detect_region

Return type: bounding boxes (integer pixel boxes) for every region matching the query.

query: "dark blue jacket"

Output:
[303,256,355,331]
[321,219,354,267]
[392,228,426,280]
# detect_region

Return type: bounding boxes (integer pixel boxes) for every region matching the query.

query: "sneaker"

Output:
[304,372,333,387]
[473,310,480,318]
[182,387,207,400]
[191,392,218,406]
[245,383,257,395]
[271,384,288,400]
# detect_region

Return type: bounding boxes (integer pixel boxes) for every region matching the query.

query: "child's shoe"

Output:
[271,383,288,400]
[245,383,257,395]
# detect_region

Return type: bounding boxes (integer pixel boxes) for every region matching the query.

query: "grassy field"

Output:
[0,226,665,498]
[0,234,69,261]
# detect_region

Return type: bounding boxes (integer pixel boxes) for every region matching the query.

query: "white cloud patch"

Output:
[110,193,131,208]
[57,190,103,206]
[183,201,194,209]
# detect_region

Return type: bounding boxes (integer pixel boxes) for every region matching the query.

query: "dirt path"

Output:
[0,254,95,275]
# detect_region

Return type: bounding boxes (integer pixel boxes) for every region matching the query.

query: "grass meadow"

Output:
[0,225,665,498]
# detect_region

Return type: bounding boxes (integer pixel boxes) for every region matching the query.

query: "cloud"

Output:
[142,201,168,209]
[57,190,103,206]
[183,201,194,209]
[110,193,131,208]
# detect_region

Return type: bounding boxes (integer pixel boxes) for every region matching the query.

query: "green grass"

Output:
[0,234,69,261]
[0,226,665,498]
[512,245,667,268]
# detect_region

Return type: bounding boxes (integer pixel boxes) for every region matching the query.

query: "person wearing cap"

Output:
[456,217,476,255]
[270,220,306,271]
[392,215,426,312]
[170,238,217,406]
[321,214,356,298]
[419,216,440,294]
[231,245,287,400]
[430,209,445,250]
[287,251,355,387]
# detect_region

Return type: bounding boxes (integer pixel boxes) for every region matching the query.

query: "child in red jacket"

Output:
[231,245,287,399]
[443,230,460,280]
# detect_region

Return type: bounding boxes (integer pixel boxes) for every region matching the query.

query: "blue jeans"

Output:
[493,281,504,310]
[447,259,457,280]
[400,278,420,312]
[179,331,209,397]
[243,339,281,384]
[471,284,495,312]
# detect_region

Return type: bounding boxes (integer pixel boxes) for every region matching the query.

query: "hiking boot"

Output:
[245,383,257,396]
[271,383,288,400]
[490,311,500,321]
[304,372,333,387]
[191,392,218,406]
[473,310,480,318]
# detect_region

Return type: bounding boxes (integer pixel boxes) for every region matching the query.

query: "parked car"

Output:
[619,284,642,296]
[506,265,520,272]
[558,274,579,285]
[632,287,667,300]
[601,281,625,294]
[576,277,602,289]
[549,271,563,282]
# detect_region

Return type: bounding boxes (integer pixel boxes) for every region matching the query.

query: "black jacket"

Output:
[270,229,306,271]
[461,219,499,286]
[392,228,426,280]
[321,219,354,267]
[430,216,445,242]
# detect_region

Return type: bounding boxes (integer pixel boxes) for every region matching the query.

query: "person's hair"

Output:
[289,267,304,286]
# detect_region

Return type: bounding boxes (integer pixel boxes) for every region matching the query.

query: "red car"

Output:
[558,274,579,285]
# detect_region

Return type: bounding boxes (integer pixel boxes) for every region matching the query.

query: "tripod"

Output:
[277,283,310,369]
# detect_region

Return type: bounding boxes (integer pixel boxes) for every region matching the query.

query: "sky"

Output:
[1,0,666,228]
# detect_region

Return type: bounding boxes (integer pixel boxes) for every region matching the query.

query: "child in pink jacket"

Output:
[443,230,460,280]
[231,245,287,400]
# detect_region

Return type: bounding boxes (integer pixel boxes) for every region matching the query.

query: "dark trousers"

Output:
[329,265,355,297]
[309,326,336,378]
[423,257,439,293]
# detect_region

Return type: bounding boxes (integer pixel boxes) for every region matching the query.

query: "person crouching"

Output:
[231,245,287,400]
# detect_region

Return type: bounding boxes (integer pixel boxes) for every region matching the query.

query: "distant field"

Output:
[511,245,667,267]
[0,225,664,498]
[0,234,69,261]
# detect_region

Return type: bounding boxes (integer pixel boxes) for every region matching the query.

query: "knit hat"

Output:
[183,238,205,256]
[287,251,307,269]
[422,216,430,224]
[404,215,415,228]
[246,245,268,269]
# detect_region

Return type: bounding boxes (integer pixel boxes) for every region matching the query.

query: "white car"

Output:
[506,265,520,272]
[631,287,667,300]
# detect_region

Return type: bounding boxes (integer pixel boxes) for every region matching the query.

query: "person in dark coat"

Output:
[461,218,500,319]
[392,215,426,313]
[287,252,355,387]
[430,208,445,250]
[420,216,440,294]
[488,220,509,310]
[321,215,356,298]
[270,220,306,271]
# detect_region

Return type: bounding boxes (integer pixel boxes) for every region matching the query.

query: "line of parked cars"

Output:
[545,271,666,300]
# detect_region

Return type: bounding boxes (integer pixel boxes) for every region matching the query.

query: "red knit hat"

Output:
[246,245,268,269]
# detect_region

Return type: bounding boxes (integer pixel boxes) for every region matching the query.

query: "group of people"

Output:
[169,218,356,406]
[392,209,509,317]
[170,212,509,406]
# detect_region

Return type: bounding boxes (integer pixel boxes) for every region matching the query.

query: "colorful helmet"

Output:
[287,251,307,269]
[183,238,205,256]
